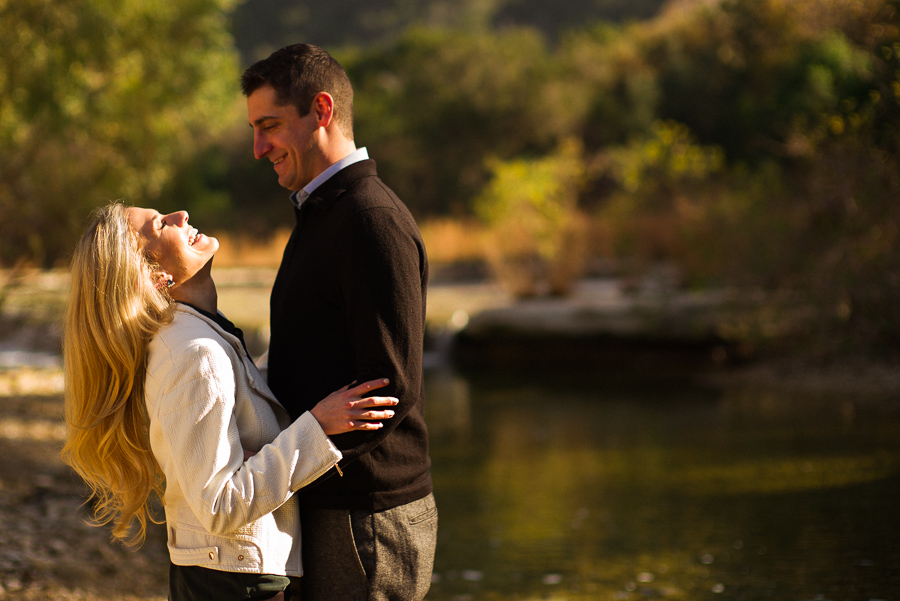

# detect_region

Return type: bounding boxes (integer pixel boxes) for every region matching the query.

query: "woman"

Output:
[62,202,397,600]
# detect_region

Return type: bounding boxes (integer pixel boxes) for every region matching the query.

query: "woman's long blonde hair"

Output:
[61,202,174,546]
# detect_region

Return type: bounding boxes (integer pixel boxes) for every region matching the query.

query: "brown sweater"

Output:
[266,159,432,511]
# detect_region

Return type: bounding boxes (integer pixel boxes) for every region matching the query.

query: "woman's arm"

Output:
[152,339,396,535]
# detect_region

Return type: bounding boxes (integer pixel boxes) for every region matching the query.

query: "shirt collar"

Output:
[290,147,369,209]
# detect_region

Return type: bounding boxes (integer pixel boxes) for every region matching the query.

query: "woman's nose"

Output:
[167,210,189,226]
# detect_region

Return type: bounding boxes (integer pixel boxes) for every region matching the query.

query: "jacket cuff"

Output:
[290,411,343,488]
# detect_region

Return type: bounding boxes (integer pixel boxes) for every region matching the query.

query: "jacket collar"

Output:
[171,304,286,413]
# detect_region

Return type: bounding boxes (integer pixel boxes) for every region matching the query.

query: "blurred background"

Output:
[1,0,899,599]
[2,0,900,355]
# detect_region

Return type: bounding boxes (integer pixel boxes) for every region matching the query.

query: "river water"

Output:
[423,365,900,601]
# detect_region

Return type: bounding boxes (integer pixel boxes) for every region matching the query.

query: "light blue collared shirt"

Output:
[290,147,369,209]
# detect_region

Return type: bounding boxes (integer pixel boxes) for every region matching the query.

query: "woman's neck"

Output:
[171,265,217,314]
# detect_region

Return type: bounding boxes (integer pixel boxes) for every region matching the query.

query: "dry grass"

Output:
[212,219,490,269]
[211,230,292,268]
[418,218,487,265]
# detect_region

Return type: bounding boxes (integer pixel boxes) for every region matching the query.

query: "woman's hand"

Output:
[310,378,399,435]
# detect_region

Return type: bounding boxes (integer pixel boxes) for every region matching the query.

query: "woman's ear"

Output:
[151,271,175,290]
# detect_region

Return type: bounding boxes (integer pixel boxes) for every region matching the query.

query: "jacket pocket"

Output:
[167,541,221,566]
[167,523,264,571]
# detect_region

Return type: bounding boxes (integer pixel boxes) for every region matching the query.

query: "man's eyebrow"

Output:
[250,115,279,127]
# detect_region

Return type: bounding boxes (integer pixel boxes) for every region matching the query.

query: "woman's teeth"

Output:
[188,228,199,246]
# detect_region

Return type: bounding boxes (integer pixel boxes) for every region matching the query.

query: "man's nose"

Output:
[254,132,272,160]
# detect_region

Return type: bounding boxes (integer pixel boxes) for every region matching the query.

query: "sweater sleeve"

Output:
[151,338,341,535]
[330,201,427,462]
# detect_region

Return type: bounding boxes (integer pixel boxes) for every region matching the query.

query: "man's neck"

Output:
[320,134,357,167]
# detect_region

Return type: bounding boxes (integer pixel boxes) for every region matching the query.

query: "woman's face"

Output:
[126,207,218,284]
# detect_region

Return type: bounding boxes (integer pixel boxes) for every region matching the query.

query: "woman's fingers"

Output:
[343,405,396,431]
[350,395,399,408]
[353,378,391,394]
[347,405,396,422]
[360,408,395,420]
[348,420,385,430]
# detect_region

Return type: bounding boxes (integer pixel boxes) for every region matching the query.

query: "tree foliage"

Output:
[3,0,899,352]
[475,139,589,296]
[589,0,900,352]
[345,26,560,217]
[230,0,669,65]
[0,0,242,266]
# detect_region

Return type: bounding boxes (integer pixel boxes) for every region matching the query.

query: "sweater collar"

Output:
[290,147,369,210]
[298,158,378,212]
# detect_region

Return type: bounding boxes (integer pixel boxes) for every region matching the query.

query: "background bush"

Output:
[2,0,898,353]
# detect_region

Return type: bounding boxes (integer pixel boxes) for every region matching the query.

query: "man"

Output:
[241,44,436,600]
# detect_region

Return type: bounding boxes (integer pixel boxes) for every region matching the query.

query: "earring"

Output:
[166,279,175,288]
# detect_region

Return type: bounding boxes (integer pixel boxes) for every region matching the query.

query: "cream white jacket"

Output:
[145,305,341,576]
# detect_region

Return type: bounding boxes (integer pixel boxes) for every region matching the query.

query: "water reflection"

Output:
[424,366,900,600]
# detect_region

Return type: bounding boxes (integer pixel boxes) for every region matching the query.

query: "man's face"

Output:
[247,85,320,191]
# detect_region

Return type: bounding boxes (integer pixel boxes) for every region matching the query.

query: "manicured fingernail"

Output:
[383,378,389,384]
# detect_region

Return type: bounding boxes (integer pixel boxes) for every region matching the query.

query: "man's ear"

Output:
[312,92,334,127]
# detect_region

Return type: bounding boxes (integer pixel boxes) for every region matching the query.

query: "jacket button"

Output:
[208,551,215,560]
[238,555,244,561]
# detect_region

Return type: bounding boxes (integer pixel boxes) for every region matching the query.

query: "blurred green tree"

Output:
[474,139,588,296]
[230,0,670,65]
[588,0,900,353]
[645,0,889,163]
[0,0,242,266]
[557,23,660,150]
[597,120,726,274]
[344,26,565,217]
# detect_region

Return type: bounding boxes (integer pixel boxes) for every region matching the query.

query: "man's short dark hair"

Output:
[241,44,354,139]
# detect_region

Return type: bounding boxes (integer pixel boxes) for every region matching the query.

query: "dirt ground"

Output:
[0,368,169,600]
